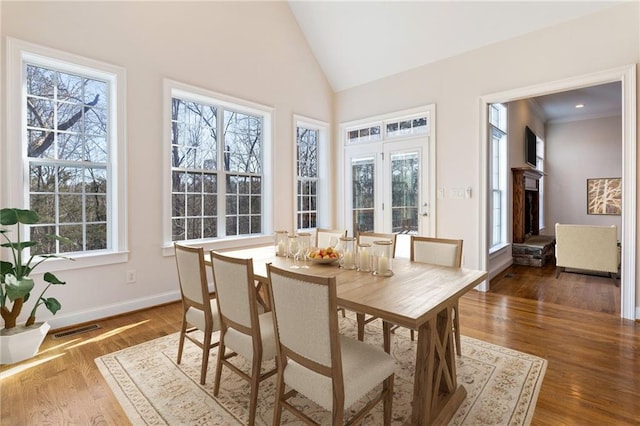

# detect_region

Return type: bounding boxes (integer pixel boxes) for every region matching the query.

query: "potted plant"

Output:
[0,208,71,364]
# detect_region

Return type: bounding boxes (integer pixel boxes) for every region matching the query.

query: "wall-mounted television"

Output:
[525,126,537,168]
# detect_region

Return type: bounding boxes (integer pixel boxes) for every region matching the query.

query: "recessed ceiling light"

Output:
[575,104,585,108]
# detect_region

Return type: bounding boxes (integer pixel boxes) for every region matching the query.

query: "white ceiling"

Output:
[288,1,623,122]
[288,1,621,92]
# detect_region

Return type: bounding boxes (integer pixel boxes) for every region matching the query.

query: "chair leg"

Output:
[272,369,285,426]
[382,374,394,426]
[248,354,262,426]
[177,319,187,364]
[453,303,462,356]
[200,329,213,385]
[381,321,391,354]
[213,338,225,396]
[356,313,366,341]
[410,329,415,341]
[611,272,619,287]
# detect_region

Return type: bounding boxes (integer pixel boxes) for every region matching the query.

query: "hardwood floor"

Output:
[489,262,621,315]
[2,278,639,425]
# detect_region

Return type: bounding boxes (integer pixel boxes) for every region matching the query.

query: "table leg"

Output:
[411,303,466,425]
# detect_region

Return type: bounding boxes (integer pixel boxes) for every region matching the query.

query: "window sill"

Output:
[27,250,129,275]
[489,243,510,257]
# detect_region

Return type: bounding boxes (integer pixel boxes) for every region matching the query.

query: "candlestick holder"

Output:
[357,243,372,272]
[373,240,393,276]
[339,237,356,269]
[275,230,288,256]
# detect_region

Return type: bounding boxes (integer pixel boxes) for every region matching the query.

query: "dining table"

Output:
[209,244,487,425]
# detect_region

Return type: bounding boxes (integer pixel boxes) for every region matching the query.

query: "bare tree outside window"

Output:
[26,64,109,255]
[171,97,263,241]
[296,126,318,229]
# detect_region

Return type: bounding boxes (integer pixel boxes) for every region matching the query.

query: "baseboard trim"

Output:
[46,291,181,330]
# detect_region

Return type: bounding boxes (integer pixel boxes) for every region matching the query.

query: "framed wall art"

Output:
[587,177,622,215]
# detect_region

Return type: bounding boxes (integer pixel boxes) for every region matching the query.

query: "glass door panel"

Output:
[352,157,376,233]
[390,151,419,234]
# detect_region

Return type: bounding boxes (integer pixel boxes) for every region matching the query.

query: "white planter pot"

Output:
[0,322,51,365]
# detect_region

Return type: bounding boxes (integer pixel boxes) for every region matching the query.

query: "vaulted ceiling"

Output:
[288,1,622,122]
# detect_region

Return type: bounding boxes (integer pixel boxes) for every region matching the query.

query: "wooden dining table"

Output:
[210,244,487,425]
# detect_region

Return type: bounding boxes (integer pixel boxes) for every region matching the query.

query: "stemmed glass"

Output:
[329,236,339,250]
[298,233,311,269]
[288,235,300,269]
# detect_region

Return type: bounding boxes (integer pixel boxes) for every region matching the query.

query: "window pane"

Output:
[223,111,262,173]
[26,62,113,256]
[170,91,266,241]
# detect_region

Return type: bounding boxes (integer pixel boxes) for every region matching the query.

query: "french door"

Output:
[344,137,431,241]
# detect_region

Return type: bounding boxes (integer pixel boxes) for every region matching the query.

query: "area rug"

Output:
[96,315,546,425]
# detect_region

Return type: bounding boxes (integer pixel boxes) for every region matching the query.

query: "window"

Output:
[5,38,126,263]
[167,81,272,244]
[295,116,328,231]
[296,125,318,229]
[536,135,545,230]
[489,103,507,251]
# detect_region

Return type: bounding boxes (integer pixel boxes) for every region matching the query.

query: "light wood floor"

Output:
[1,270,639,425]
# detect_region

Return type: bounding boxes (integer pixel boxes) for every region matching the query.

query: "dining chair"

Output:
[174,243,220,385]
[315,228,347,249]
[209,251,278,425]
[354,232,397,343]
[410,236,464,355]
[266,264,395,426]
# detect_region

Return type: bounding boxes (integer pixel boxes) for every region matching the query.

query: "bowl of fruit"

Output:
[307,247,340,264]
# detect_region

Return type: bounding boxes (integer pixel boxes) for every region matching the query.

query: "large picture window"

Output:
[5,38,126,264]
[168,82,271,243]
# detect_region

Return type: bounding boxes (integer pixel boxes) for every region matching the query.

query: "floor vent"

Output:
[505,273,515,278]
[53,324,100,339]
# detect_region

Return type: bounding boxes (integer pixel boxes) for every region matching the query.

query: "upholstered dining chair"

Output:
[355,232,397,343]
[410,236,464,354]
[209,251,277,425]
[267,264,395,426]
[315,228,347,249]
[174,243,220,385]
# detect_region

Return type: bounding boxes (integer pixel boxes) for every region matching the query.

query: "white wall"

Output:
[334,4,639,296]
[544,115,623,238]
[0,1,333,328]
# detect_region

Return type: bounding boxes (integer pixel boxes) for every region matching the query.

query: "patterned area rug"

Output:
[96,315,546,425]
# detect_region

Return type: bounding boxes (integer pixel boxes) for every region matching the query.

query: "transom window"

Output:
[168,83,271,243]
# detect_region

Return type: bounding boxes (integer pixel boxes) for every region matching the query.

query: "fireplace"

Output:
[512,167,543,244]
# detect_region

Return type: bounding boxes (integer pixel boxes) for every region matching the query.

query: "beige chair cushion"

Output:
[223,312,276,362]
[185,299,220,332]
[413,241,459,267]
[283,335,396,411]
[555,224,618,273]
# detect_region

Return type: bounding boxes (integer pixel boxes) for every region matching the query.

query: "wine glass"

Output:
[288,236,300,269]
[329,236,339,249]
[298,234,311,269]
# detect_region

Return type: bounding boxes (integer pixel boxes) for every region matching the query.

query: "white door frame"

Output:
[478,65,636,320]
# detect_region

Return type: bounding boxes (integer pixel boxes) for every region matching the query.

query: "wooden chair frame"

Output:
[174,243,219,385]
[210,251,277,425]
[267,265,394,425]
[315,228,347,248]
[409,236,464,354]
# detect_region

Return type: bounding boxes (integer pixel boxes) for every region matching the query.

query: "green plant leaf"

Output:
[4,275,34,301]
[0,260,15,276]
[43,297,62,314]
[1,241,38,250]
[0,208,39,225]
[43,272,66,285]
